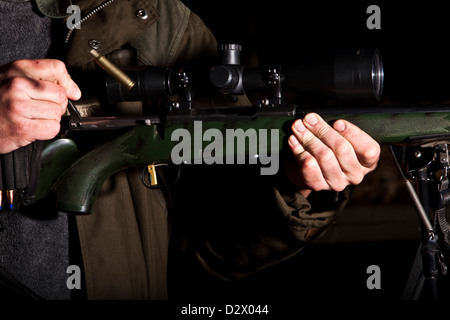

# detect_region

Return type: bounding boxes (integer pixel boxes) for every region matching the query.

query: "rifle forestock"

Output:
[313,104,450,145]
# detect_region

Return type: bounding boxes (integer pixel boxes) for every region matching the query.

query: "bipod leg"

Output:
[400,167,438,300]
[420,235,439,300]
[401,243,425,300]
[389,145,438,299]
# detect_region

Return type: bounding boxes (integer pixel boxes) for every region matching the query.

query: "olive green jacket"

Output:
[37,0,348,299]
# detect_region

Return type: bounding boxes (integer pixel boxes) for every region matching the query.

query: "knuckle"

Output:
[53,84,68,105]
[46,121,61,138]
[310,185,323,192]
[11,118,31,139]
[50,60,66,75]
[349,171,365,185]
[334,140,353,158]
[51,59,66,71]
[54,104,64,119]
[9,59,29,71]
[362,144,381,165]
[6,98,25,117]
[299,158,329,192]
[299,155,318,171]
[334,184,347,192]
[303,176,326,192]
[316,148,335,165]
[7,76,28,92]
[329,179,347,192]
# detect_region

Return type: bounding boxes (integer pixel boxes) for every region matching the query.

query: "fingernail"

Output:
[288,135,299,147]
[71,84,82,100]
[334,120,346,132]
[305,113,318,126]
[294,120,306,132]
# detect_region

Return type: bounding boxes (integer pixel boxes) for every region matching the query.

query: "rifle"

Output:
[27,45,450,215]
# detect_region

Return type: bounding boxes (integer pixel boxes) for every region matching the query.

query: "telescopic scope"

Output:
[106,46,384,103]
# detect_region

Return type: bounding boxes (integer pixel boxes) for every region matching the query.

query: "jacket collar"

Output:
[35,0,73,18]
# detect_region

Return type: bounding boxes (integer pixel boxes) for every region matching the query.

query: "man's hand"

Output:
[0,59,81,154]
[286,112,381,198]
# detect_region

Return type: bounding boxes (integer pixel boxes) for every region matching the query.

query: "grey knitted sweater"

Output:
[0,0,71,300]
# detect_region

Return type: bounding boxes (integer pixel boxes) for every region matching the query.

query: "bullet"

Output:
[90,49,136,90]
[6,190,13,210]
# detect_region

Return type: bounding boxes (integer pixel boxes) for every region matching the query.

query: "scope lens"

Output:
[372,50,384,101]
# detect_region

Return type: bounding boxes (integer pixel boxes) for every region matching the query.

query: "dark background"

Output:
[183,0,450,103]
[167,0,450,304]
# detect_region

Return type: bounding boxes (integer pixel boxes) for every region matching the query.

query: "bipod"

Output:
[389,144,450,300]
